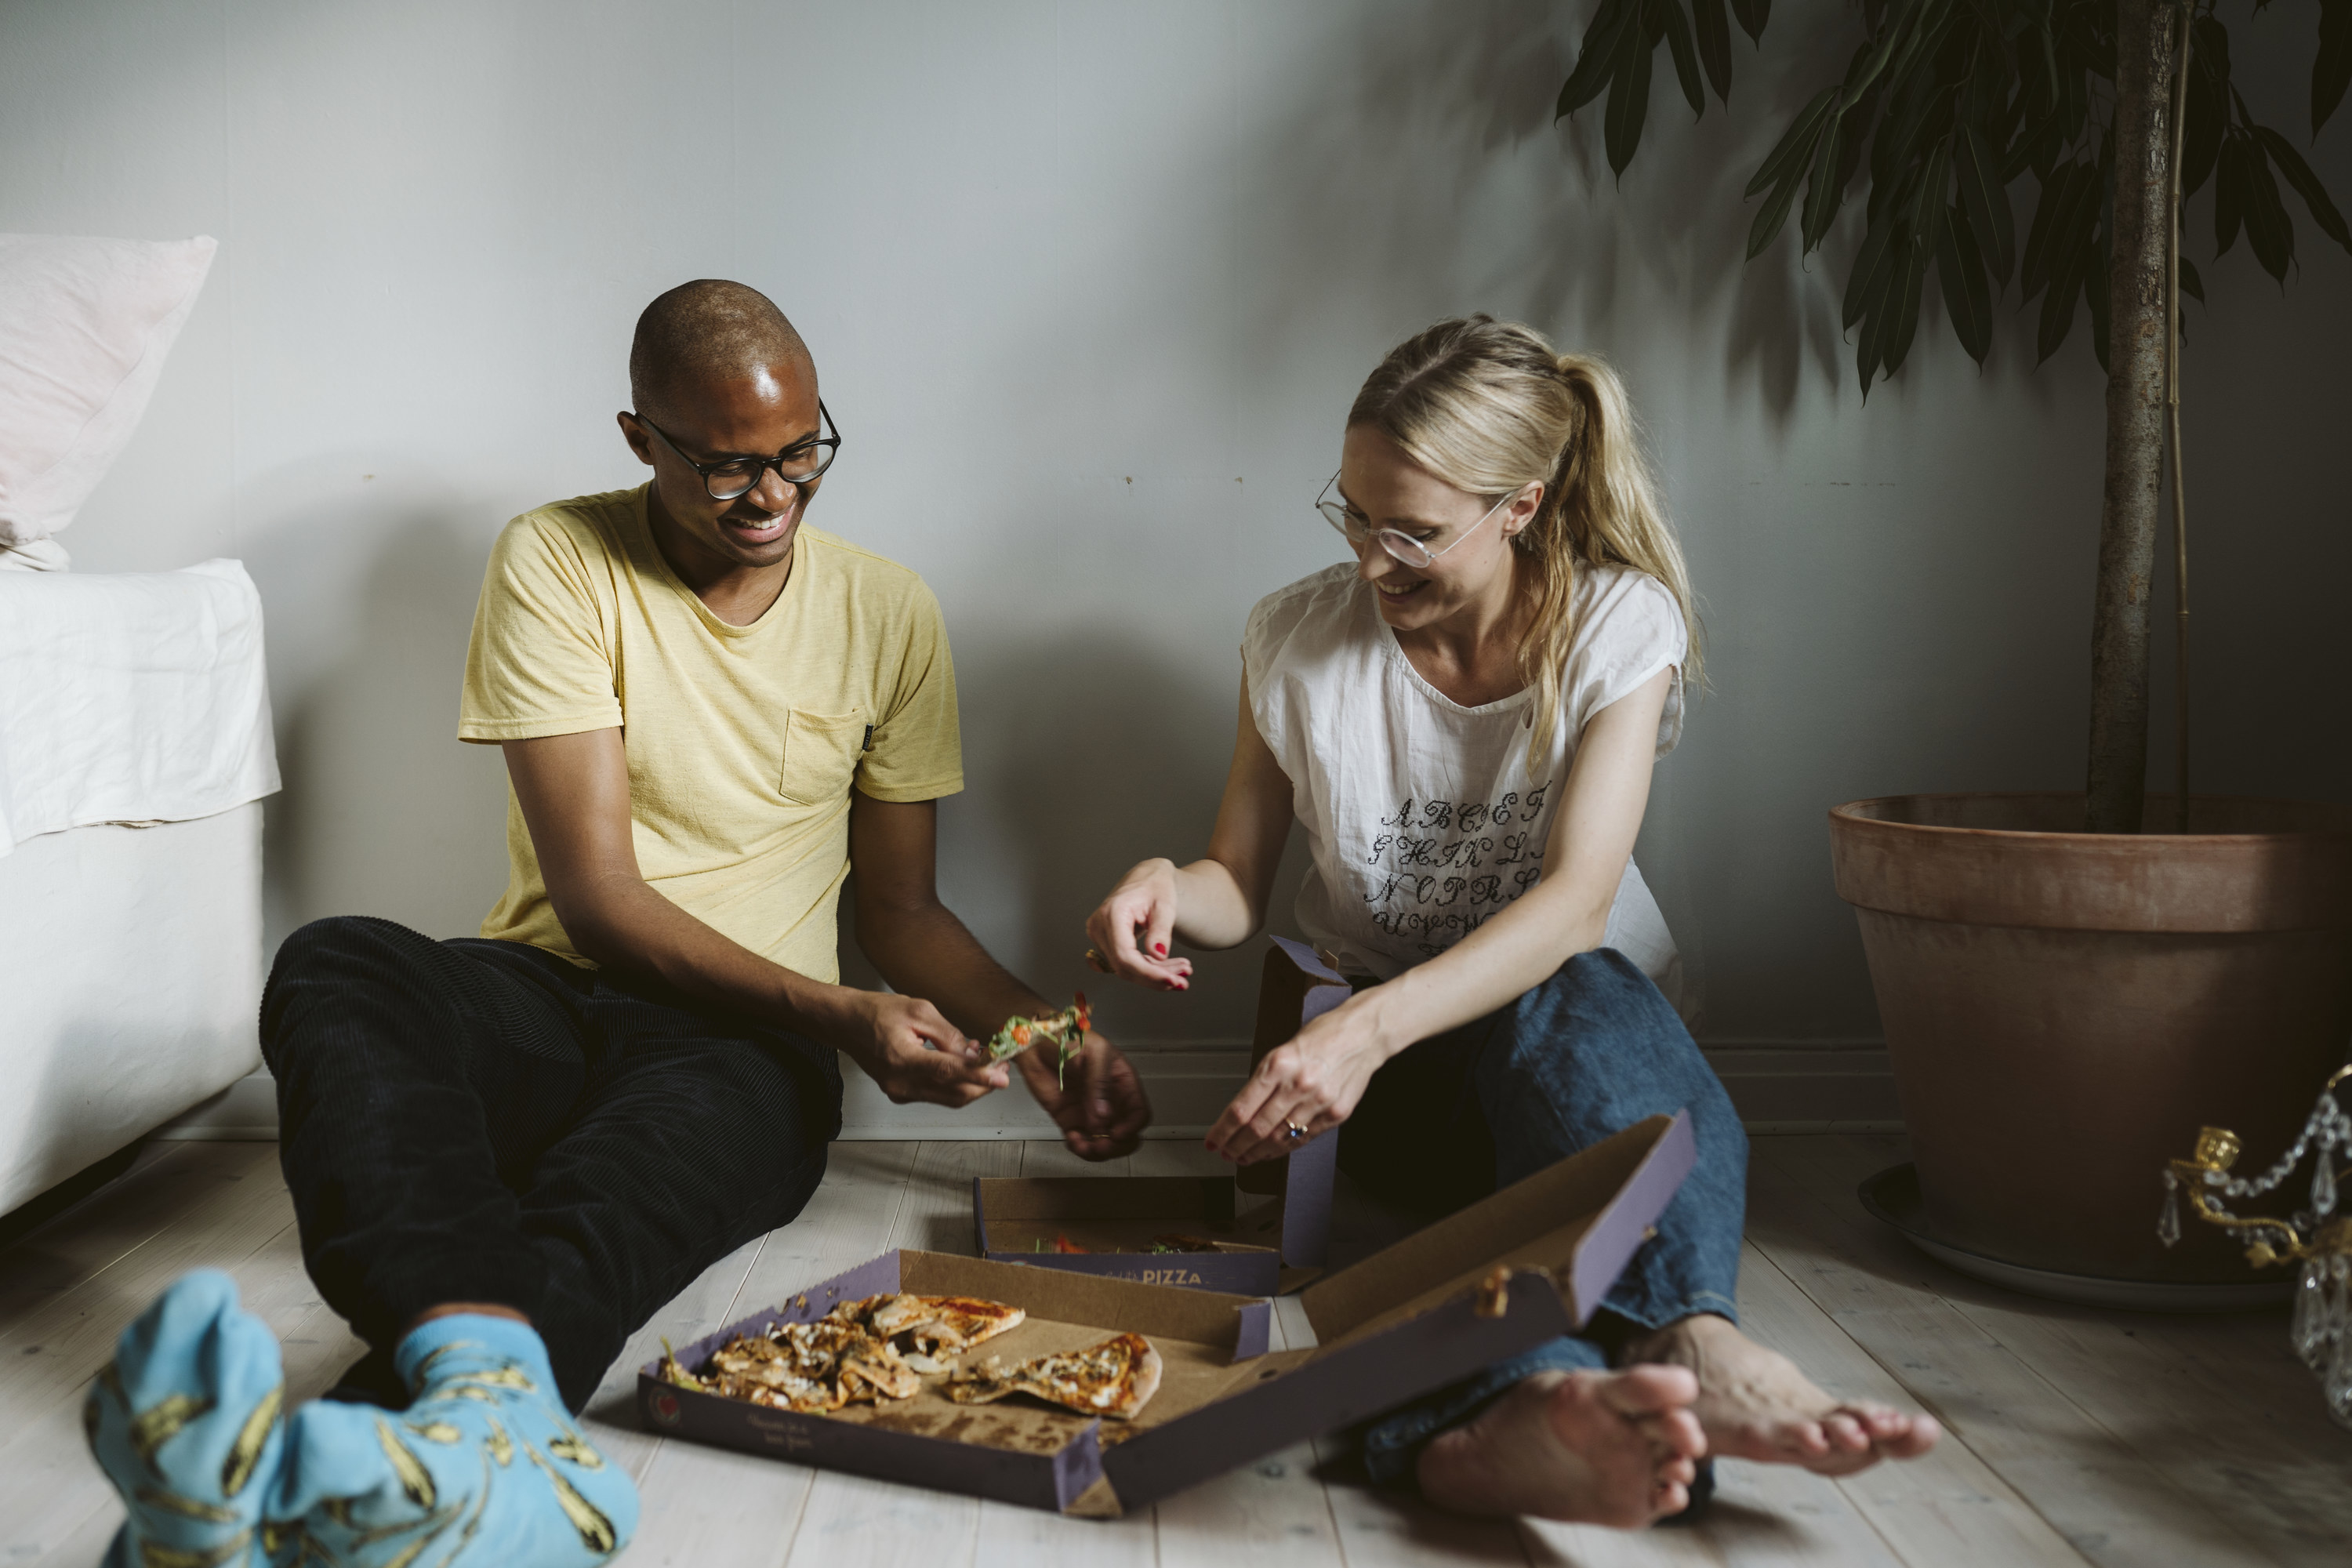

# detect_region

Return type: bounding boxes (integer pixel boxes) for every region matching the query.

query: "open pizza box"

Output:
[970,936,1346,1295]
[637,1105,1697,1515]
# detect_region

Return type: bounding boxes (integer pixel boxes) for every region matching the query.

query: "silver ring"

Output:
[1284,1121,1307,1141]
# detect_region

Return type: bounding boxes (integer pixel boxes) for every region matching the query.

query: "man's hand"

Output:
[1012,1030,1151,1160]
[833,991,1009,1108]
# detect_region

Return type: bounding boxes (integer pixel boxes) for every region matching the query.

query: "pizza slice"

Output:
[851,1294,1029,1352]
[946,1332,1163,1420]
[983,995,1091,1086]
[699,1312,924,1411]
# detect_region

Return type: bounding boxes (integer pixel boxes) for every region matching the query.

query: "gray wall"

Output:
[5,1,2345,1064]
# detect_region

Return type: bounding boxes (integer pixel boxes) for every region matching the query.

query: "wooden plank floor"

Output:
[2,1134,2343,1566]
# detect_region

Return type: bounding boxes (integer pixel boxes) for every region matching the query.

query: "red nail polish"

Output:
[1153,943,1167,956]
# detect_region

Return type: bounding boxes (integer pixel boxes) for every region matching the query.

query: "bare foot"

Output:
[1417,1364,1706,1526]
[1624,1314,1940,1476]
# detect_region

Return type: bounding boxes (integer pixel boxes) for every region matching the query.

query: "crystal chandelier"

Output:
[2160,1065,2352,1428]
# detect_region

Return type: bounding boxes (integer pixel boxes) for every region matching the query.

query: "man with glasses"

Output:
[80,280,1149,1568]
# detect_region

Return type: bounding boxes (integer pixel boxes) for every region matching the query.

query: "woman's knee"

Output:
[1473,949,1740,1150]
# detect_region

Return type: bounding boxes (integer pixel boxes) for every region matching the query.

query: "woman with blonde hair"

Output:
[1087,317,1937,1525]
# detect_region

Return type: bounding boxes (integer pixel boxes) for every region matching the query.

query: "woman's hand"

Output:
[1205,996,1392,1164]
[1084,858,1196,991]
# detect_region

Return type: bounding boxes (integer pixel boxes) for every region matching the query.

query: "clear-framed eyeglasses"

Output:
[635,401,843,501]
[1316,471,1524,570]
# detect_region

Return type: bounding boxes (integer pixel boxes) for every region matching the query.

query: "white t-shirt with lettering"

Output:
[1241,561,1687,1010]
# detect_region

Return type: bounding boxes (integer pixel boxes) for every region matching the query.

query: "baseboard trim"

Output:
[152,1045,1904,1143]
[151,1073,280,1142]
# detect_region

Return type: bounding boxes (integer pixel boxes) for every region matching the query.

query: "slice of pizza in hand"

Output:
[947,1332,1163,1420]
[984,995,1091,1085]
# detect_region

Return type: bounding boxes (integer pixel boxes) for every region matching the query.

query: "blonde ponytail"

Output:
[1345,317,1701,764]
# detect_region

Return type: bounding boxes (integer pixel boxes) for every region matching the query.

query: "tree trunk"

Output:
[2086,0,2183,834]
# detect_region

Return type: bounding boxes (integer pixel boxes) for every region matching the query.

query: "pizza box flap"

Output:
[1301,1109,1698,1345]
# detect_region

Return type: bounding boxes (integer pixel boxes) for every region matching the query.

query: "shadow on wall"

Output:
[953,627,1308,1047]
[246,466,510,956]
[1223,2,1875,426]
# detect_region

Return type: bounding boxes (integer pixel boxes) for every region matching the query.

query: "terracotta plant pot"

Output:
[1828,793,2352,1283]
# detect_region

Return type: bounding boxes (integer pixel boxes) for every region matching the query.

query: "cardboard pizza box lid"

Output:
[641,1106,1696,1514]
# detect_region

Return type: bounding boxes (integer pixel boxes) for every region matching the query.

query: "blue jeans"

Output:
[1339,948,1747,1490]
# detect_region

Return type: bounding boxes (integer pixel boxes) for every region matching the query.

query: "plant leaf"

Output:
[2252,125,2352,254]
[1882,232,1933,374]
[1799,97,1852,252]
[1844,211,1903,327]
[2179,253,2205,303]
[1938,207,1994,363]
[1559,0,1636,118]
[1854,228,1903,395]
[2085,235,2112,374]
[1841,2,1909,103]
[2317,0,2350,136]
[1728,0,1770,47]
[1748,158,1810,259]
[1604,20,1657,176]
[1745,86,1841,198]
[1655,0,1706,118]
[2240,133,2296,280]
[1912,133,1954,271]
[2020,160,2090,303]
[1693,0,1734,102]
[1882,0,1958,110]
[1955,122,2017,283]
[1835,82,1882,198]
[2037,191,2099,363]
[2215,133,2248,256]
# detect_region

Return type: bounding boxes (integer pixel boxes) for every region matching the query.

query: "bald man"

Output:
[81,282,1149,1568]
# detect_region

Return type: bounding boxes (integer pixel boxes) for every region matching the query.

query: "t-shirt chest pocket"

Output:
[779,708,868,804]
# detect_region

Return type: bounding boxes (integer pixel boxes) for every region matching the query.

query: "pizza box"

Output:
[970,935,1345,1294]
[637,1106,1697,1515]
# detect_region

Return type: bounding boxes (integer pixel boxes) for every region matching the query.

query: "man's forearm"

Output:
[563,870,858,1040]
[855,899,1050,1041]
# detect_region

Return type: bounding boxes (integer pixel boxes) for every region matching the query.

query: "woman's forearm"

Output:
[1166,854,1268,950]
[1346,876,1611,1058]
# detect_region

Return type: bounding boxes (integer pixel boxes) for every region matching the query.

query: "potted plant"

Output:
[1563,0,2352,1295]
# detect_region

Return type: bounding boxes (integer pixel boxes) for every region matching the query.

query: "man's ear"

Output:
[616,411,656,467]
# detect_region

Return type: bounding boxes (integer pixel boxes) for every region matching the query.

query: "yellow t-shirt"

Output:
[459,485,963,982]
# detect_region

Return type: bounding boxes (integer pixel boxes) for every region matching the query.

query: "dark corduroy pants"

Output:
[259,915,842,1413]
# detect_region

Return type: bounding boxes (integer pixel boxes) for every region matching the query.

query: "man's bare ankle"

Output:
[405,1302,532,1334]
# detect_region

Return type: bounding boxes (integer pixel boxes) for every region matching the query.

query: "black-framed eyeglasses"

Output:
[634,401,843,501]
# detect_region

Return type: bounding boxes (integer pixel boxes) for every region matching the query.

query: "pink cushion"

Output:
[0,234,216,569]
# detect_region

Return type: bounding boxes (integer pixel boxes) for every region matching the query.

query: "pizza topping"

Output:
[1149,1233,1225,1254]
[855,1294,1028,1352]
[984,995,1091,1086]
[676,1294,1030,1414]
[947,1332,1163,1421]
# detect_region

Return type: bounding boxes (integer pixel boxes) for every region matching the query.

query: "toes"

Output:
[1777,1420,1833,1457]
[1882,1412,1942,1457]
[1821,1412,1873,1451]
[1633,1407,1708,1460]
[1597,1363,1699,1417]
